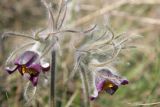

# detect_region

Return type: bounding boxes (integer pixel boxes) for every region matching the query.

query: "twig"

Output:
[69,0,129,27]
[130,0,160,4]
[5,91,10,107]
[69,0,160,27]
[110,10,160,25]
[64,90,79,107]
[127,101,160,106]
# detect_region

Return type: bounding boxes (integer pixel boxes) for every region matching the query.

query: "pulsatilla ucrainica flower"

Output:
[90,67,128,100]
[3,0,95,89]
[72,24,137,101]
[5,50,50,86]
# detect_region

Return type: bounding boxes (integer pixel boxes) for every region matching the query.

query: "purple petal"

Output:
[121,79,129,85]
[17,66,24,75]
[29,76,38,86]
[90,96,96,101]
[14,51,39,66]
[95,68,129,97]
[5,65,18,74]
[97,68,128,86]
[90,89,99,100]
[106,85,118,95]
[40,62,50,72]
[96,80,105,92]
[28,64,41,73]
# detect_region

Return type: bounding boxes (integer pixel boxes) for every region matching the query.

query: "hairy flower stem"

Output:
[0,34,4,64]
[50,49,56,107]
[80,64,91,107]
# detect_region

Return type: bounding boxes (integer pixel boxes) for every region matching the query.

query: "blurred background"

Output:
[0,0,160,107]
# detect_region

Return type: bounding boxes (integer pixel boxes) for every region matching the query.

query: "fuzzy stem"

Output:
[79,64,91,107]
[0,34,4,64]
[50,49,56,107]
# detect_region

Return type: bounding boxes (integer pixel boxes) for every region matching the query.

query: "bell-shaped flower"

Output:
[90,67,128,100]
[5,51,50,86]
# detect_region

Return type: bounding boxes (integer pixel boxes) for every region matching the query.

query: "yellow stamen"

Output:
[108,83,113,88]
[102,81,114,90]
[21,65,36,75]
[22,65,27,74]
[28,69,36,75]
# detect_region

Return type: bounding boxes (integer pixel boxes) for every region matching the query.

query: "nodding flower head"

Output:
[5,51,50,86]
[90,68,128,100]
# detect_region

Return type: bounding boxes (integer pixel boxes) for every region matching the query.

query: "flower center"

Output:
[102,81,114,90]
[21,65,36,75]
[22,65,27,74]
[108,83,113,88]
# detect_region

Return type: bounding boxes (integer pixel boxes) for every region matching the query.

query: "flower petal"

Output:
[28,63,42,75]
[29,76,38,86]
[90,89,99,100]
[5,65,18,74]
[97,68,128,86]
[15,51,39,66]
[94,68,129,98]
[40,61,50,72]
[29,64,41,72]
[96,80,105,92]
[105,85,118,95]
[121,79,129,85]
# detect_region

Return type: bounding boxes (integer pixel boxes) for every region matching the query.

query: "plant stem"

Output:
[79,64,91,107]
[0,33,4,64]
[50,49,56,107]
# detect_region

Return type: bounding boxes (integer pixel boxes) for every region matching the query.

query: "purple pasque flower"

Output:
[5,51,50,86]
[90,68,128,100]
